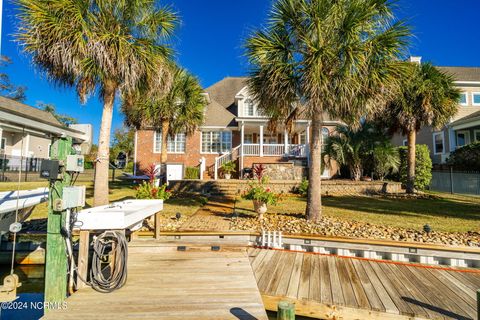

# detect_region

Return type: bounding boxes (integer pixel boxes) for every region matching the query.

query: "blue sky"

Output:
[1,0,479,143]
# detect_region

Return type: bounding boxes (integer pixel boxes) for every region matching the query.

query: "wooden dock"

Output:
[43,241,268,320]
[249,247,480,320]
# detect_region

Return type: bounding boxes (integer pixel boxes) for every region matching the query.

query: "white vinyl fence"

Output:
[430,170,480,196]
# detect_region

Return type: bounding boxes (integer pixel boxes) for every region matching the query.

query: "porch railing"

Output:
[243,144,260,156]
[263,144,284,156]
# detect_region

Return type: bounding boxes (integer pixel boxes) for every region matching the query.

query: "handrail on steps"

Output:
[214,145,241,180]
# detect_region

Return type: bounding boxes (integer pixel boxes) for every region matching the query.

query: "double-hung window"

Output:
[433,132,444,154]
[154,131,186,153]
[201,131,232,153]
[472,93,480,106]
[245,99,254,116]
[459,92,468,106]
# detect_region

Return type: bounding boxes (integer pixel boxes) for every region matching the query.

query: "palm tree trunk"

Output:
[93,81,116,206]
[351,165,362,181]
[406,129,416,194]
[306,112,322,221]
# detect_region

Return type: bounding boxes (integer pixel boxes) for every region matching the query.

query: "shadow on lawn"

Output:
[322,195,480,221]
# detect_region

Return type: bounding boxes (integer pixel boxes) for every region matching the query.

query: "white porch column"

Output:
[133,129,138,175]
[448,127,456,152]
[306,122,311,164]
[284,129,289,155]
[240,122,244,178]
[24,133,30,157]
[259,125,264,157]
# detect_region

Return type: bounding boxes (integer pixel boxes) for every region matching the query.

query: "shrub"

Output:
[447,142,480,170]
[221,161,236,174]
[398,145,432,190]
[124,161,134,173]
[84,161,94,169]
[242,182,280,205]
[184,166,200,179]
[135,181,172,200]
[298,178,308,197]
[373,144,400,180]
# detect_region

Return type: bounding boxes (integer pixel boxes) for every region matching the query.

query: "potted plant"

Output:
[242,164,279,219]
[221,161,236,179]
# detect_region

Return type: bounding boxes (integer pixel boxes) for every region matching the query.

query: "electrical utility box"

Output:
[61,186,86,210]
[66,155,85,173]
[40,160,60,180]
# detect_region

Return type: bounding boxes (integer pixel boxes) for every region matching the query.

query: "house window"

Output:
[245,99,254,116]
[456,130,470,147]
[0,138,5,150]
[474,130,480,142]
[321,128,329,144]
[154,131,186,153]
[299,132,306,145]
[473,93,480,106]
[244,134,253,144]
[459,93,468,106]
[201,131,232,153]
[433,132,444,154]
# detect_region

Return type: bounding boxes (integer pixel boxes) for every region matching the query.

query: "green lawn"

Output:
[0,180,205,221]
[234,192,480,233]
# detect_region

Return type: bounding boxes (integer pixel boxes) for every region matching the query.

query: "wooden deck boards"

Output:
[249,248,480,320]
[43,245,267,320]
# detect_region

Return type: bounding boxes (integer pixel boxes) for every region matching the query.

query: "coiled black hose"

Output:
[89,230,128,293]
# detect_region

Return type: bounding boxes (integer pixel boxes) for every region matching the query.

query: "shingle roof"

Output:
[450,110,480,126]
[203,99,236,127]
[205,77,248,109]
[437,67,480,82]
[0,96,63,127]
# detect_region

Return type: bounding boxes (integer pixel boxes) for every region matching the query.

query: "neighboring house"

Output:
[0,96,91,163]
[135,77,343,180]
[392,59,480,164]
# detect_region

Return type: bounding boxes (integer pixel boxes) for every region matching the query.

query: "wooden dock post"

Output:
[154,211,161,240]
[477,289,479,320]
[76,230,90,289]
[44,137,74,305]
[277,301,295,320]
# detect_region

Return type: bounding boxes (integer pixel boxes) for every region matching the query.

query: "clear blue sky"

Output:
[1,0,479,144]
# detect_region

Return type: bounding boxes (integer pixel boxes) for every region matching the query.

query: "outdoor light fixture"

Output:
[175,212,181,220]
[423,224,432,234]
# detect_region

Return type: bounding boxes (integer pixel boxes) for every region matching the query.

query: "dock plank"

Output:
[43,247,267,320]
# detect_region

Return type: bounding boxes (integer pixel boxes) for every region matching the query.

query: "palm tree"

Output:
[123,67,206,172]
[324,124,385,180]
[16,0,177,206]
[372,143,399,180]
[245,0,409,220]
[382,62,460,193]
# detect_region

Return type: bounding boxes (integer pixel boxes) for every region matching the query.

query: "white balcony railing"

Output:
[263,144,284,156]
[241,143,307,157]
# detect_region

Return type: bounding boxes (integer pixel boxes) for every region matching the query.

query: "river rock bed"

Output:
[230,212,480,247]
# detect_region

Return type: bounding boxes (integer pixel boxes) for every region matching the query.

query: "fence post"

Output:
[277,301,295,320]
[449,166,454,194]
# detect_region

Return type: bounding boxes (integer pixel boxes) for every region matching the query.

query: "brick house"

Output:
[134,77,343,180]
[391,58,480,163]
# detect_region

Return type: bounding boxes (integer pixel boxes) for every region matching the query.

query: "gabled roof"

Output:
[205,77,247,109]
[450,110,480,127]
[437,67,480,82]
[0,96,62,127]
[203,99,236,127]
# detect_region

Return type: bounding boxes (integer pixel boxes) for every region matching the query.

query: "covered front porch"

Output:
[238,120,310,158]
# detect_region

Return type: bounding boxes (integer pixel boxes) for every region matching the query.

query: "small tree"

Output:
[0,55,27,101]
[382,63,460,193]
[447,142,480,170]
[37,102,77,126]
[110,127,135,167]
[398,145,432,191]
[373,143,400,180]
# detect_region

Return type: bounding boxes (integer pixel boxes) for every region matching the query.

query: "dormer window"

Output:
[245,99,254,116]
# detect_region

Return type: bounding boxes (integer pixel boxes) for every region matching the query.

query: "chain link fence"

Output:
[430,169,480,196]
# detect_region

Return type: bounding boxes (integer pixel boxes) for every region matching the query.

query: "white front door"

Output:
[166,164,183,182]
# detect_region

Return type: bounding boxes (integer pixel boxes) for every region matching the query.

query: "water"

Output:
[0,265,45,320]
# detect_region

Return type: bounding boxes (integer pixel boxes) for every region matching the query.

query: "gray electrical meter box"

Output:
[62,186,86,210]
[66,155,85,172]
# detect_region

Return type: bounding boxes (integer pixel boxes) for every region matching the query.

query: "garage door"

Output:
[166,164,183,182]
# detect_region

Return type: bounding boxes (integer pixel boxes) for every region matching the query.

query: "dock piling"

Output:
[277,300,295,320]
